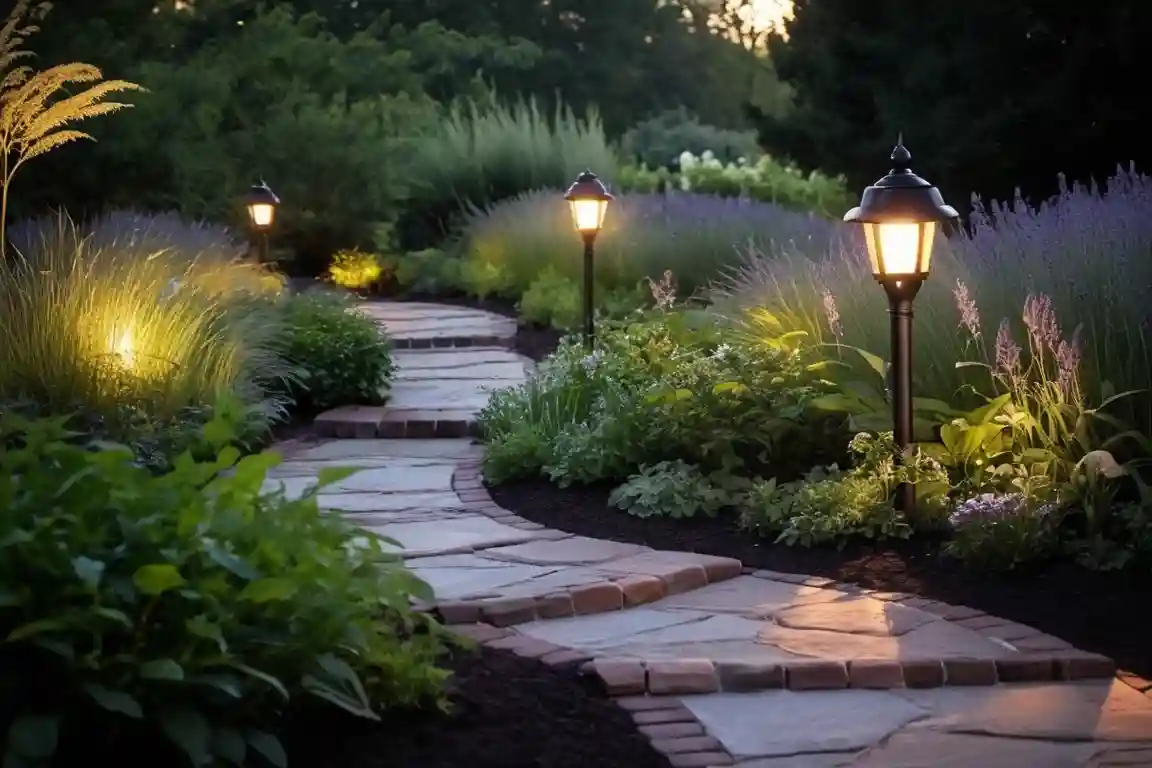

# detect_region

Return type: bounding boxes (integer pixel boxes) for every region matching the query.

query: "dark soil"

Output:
[285,646,670,768]
[489,478,1152,680]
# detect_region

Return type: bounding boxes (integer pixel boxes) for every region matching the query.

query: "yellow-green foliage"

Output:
[0,214,289,429]
[327,248,385,290]
[0,1,143,253]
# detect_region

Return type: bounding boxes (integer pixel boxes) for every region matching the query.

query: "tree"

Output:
[750,0,1152,208]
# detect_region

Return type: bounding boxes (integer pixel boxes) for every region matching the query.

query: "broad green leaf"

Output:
[6,715,59,759]
[712,381,744,395]
[809,394,863,413]
[302,675,379,720]
[246,730,287,768]
[186,615,227,651]
[159,708,212,768]
[203,541,261,580]
[316,466,358,488]
[71,556,105,591]
[133,564,186,595]
[84,684,143,719]
[238,577,297,603]
[188,674,243,699]
[141,658,185,681]
[215,445,242,470]
[93,607,132,628]
[846,346,888,380]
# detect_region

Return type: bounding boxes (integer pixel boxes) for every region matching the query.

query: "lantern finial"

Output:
[891,135,912,172]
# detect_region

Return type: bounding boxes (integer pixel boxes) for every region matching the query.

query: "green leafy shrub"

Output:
[0,212,291,441]
[326,249,385,291]
[396,97,619,251]
[609,461,749,519]
[0,411,449,768]
[740,432,950,547]
[479,311,841,487]
[274,292,395,412]
[517,268,582,330]
[619,107,762,169]
[393,249,462,295]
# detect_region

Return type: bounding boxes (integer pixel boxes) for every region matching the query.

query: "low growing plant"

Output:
[274,291,395,412]
[326,249,385,291]
[517,268,582,330]
[0,410,449,768]
[609,460,749,519]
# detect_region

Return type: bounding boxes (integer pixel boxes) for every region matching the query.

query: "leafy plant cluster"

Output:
[620,150,855,219]
[618,107,763,169]
[479,305,843,512]
[0,410,450,768]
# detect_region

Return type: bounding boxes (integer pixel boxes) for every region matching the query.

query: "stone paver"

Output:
[680,680,1152,765]
[277,301,1151,768]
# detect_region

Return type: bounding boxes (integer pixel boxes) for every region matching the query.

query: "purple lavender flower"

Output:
[952,280,981,338]
[821,289,843,339]
[950,493,1055,527]
[1055,327,1083,396]
[994,320,1021,377]
[1021,293,1060,353]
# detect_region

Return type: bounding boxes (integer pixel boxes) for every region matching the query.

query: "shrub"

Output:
[0,411,449,768]
[326,249,385,291]
[713,164,1152,433]
[479,311,840,488]
[461,189,841,303]
[396,97,619,251]
[273,291,395,412]
[392,249,462,295]
[517,268,582,330]
[620,151,855,218]
[609,461,750,519]
[0,212,290,440]
[618,107,762,169]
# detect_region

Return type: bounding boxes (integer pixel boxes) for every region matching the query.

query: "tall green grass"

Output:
[394,97,620,250]
[0,212,292,431]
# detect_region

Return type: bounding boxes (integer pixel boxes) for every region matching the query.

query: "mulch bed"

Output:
[488,478,1152,680]
[285,646,670,768]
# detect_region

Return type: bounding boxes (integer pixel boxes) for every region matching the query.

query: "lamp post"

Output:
[564,170,614,350]
[244,181,280,264]
[843,140,959,512]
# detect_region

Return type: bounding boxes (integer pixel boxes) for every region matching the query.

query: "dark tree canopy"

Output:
[751,0,1152,209]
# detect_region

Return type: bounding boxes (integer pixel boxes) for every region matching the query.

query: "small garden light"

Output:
[564,170,614,349]
[244,181,280,263]
[844,139,959,512]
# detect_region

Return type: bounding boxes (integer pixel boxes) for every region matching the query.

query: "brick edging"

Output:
[452,623,737,768]
[391,334,514,350]
[451,462,1137,698]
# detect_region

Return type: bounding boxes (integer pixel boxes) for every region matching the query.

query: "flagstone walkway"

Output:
[274,301,1152,768]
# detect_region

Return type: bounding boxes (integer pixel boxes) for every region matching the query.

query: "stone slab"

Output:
[357,302,517,342]
[774,595,940,637]
[389,380,501,410]
[291,439,482,461]
[852,730,1101,767]
[518,608,716,648]
[364,516,549,556]
[264,464,455,497]
[484,537,651,565]
[657,576,844,615]
[317,491,464,512]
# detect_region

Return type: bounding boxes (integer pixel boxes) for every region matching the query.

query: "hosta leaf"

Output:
[141,658,185,681]
[71,556,105,590]
[246,730,288,768]
[159,708,212,768]
[238,577,297,603]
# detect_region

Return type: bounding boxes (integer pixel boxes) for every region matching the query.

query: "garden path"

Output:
[273,301,1152,768]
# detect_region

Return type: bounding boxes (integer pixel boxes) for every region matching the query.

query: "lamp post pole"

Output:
[582,232,596,350]
[884,282,921,511]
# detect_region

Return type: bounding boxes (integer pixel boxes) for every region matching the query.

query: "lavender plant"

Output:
[460,189,842,303]
[715,165,1152,432]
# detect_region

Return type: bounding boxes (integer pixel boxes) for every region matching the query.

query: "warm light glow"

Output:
[866,222,935,277]
[569,198,609,233]
[248,202,275,229]
[110,328,135,368]
[743,0,793,34]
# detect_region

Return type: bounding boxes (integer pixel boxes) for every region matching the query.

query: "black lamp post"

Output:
[843,140,959,512]
[244,181,280,264]
[564,170,614,350]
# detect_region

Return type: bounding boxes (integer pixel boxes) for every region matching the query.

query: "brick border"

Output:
[451,623,737,768]
[447,462,1131,697]
[391,334,514,350]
